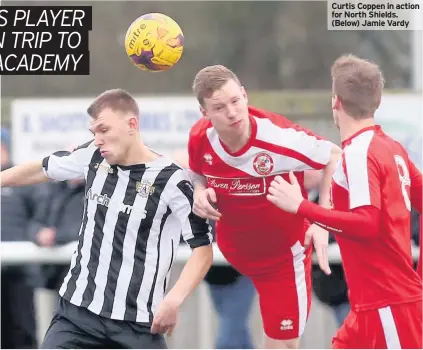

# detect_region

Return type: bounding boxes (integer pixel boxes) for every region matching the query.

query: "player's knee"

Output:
[264,334,300,349]
[278,338,300,349]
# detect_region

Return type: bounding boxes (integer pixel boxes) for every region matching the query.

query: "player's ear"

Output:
[128,116,139,134]
[241,86,248,103]
[199,105,209,120]
[332,95,341,110]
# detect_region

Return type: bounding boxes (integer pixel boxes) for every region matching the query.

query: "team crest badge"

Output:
[253,152,274,175]
[136,180,155,197]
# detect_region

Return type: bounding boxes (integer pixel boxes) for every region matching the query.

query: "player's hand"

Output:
[193,187,222,221]
[151,296,179,337]
[305,224,331,275]
[267,172,304,213]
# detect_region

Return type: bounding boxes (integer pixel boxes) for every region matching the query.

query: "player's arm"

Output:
[277,124,342,207]
[297,202,380,237]
[297,127,342,208]
[417,223,422,279]
[408,158,423,278]
[1,140,95,188]
[165,174,213,307]
[42,141,96,181]
[1,160,49,187]
[151,171,213,335]
[172,148,207,190]
[188,170,207,190]
[187,130,221,220]
[298,150,381,238]
[187,133,207,191]
[269,151,382,238]
[318,145,342,208]
[408,158,422,214]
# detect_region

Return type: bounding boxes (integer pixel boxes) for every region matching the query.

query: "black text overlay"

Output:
[0,6,92,75]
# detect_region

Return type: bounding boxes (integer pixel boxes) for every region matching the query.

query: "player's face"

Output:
[201,79,249,136]
[89,109,136,165]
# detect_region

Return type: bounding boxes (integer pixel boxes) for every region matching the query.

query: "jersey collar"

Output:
[342,125,381,148]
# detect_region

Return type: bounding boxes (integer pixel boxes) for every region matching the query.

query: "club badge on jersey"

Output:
[136,180,155,198]
[253,152,274,175]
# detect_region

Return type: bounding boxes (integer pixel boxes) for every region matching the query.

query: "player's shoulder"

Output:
[74,139,96,152]
[162,162,194,196]
[248,105,294,128]
[155,158,191,184]
[189,117,212,140]
[70,139,99,159]
[342,129,374,167]
[49,139,98,164]
[345,127,375,153]
[377,127,409,153]
[355,126,406,158]
[343,127,392,170]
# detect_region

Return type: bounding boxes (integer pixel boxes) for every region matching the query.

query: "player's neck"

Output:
[219,120,252,153]
[340,117,376,142]
[120,139,159,166]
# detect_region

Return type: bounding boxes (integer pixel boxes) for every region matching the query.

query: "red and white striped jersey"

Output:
[188,106,334,268]
[331,125,422,311]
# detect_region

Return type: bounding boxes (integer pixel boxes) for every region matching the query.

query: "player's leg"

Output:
[333,301,423,349]
[40,297,107,348]
[331,310,357,349]
[254,241,312,349]
[378,301,422,349]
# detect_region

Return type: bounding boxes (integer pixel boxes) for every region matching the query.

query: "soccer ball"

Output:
[125,13,184,72]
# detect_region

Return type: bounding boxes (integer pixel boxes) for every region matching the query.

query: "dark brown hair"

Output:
[331,54,385,119]
[192,65,241,106]
[87,89,139,119]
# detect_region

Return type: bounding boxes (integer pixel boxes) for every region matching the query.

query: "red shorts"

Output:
[222,241,312,340]
[332,301,422,349]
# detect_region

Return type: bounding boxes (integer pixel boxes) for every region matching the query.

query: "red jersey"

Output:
[418,220,422,279]
[330,125,422,312]
[188,106,334,273]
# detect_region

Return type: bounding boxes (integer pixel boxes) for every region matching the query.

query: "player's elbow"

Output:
[191,244,213,269]
[187,170,207,189]
[352,206,381,238]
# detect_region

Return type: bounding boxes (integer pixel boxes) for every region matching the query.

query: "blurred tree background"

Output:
[2,1,413,97]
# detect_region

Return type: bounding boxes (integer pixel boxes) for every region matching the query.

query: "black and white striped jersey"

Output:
[42,140,212,325]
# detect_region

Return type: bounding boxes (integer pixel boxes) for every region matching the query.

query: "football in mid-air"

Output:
[125,13,184,72]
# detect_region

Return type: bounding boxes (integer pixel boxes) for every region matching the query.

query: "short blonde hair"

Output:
[192,65,241,106]
[87,89,139,119]
[331,54,384,119]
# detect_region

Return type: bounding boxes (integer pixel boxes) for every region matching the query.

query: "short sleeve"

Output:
[42,140,97,181]
[254,117,335,171]
[281,127,334,170]
[188,128,204,174]
[344,149,381,210]
[169,170,213,249]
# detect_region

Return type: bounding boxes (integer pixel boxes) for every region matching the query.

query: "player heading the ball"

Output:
[187,64,342,349]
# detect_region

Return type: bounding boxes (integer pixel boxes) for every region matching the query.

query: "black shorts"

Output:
[40,297,167,349]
